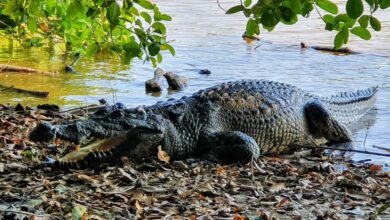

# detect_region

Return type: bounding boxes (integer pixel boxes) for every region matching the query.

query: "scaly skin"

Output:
[29,80,378,169]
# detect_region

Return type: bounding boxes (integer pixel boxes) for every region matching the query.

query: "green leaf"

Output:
[129,7,139,16]
[107,2,121,25]
[161,14,172,21]
[67,1,84,19]
[137,0,154,10]
[315,0,338,14]
[85,43,100,57]
[380,0,390,9]
[226,5,244,14]
[365,0,375,8]
[123,41,141,58]
[150,57,157,68]
[334,30,344,49]
[148,42,160,56]
[290,0,302,14]
[246,19,257,36]
[350,27,371,40]
[155,13,172,21]
[123,0,133,9]
[72,204,87,220]
[261,12,279,27]
[358,15,370,28]
[302,2,314,17]
[251,5,266,17]
[152,22,166,34]
[325,23,334,30]
[335,14,356,28]
[279,7,298,24]
[244,0,252,7]
[141,12,152,23]
[2,0,17,16]
[86,7,99,18]
[342,26,349,43]
[157,53,163,63]
[323,14,335,23]
[28,16,37,33]
[160,44,175,56]
[369,16,381,31]
[121,51,132,64]
[346,0,364,19]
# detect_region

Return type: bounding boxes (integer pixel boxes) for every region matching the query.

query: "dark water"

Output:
[0,0,389,165]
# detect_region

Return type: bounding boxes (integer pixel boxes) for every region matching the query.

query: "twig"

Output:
[0,208,61,219]
[216,0,227,12]
[373,145,390,153]
[60,104,104,114]
[254,44,262,50]
[0,184,42,191]
[313,4,324,21]
[363,127,369,151]
[298,145,390,157]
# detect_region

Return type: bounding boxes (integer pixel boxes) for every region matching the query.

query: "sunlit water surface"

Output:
[0,0,389,166]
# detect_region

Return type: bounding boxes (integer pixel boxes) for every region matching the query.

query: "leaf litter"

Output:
[0,104,389,219]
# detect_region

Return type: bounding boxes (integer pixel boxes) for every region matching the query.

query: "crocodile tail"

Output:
[322,86,378,125]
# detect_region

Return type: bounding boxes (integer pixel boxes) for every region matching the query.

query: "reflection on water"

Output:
[0,0,389,165]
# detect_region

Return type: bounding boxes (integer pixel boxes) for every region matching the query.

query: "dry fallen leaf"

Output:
[135,200,143,214]
[269,182,286,193]
[157,145,170,163]
[75,144,80,152]
[369,164,383,173]
[39,22,50,33]
[233,214,246,220]
[71,173,100,185]
[216,165,225,174]
[277,197,289,207]
[81,212,88,220]
[54,138,62,146]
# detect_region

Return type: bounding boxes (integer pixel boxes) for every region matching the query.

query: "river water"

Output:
[0,0,389,165]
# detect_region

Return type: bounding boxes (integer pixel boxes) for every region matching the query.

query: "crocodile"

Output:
[29,80,378,169]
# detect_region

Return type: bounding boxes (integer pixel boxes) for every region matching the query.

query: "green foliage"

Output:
[316,0,338,14]
[0,0,174,66]
[346,0,364,19]
[227,0,387,49]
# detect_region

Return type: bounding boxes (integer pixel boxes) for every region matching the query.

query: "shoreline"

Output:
[0,103,389,219]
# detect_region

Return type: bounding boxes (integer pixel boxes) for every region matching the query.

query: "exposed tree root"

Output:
[0,64,57,75]
[301,42,357,54]
[0,84,49,97]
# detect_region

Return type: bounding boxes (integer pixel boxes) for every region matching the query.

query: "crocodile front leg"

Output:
[197,131,260,164]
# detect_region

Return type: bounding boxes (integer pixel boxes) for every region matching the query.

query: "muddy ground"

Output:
[0,104,389,220]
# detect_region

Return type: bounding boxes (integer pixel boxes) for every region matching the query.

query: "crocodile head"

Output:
[29,106,167,168]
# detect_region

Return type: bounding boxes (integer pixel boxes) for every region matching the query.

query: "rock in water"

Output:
[163,72,188,90]
[199,69,211,75]
[145,68,164,93]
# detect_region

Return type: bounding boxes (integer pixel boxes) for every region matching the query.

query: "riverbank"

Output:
[0,103,389,219]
